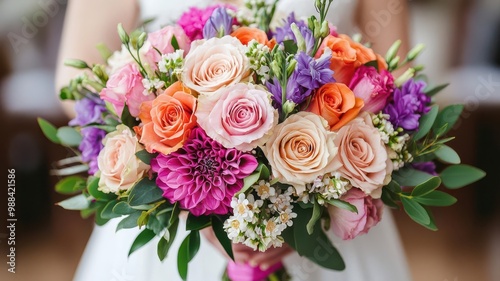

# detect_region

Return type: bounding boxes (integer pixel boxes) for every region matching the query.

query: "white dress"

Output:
[73,1,413,280]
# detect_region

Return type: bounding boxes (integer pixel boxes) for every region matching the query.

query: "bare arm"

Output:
[55,0,139,116]
[356,0,410,57]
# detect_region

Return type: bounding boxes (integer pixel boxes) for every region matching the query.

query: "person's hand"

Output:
[201,228,293,270]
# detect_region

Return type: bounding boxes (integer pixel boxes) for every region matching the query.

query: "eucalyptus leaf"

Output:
[381,187,399,209]
[87,177,117,201]
[38,118,60,144]
[424,83,449,97]
[128,178,164,206]
[440,164,486,189]
[113,201,135,215]
[55,176,86,194]
[136,150,157,165]
[414,191,457,206]
[401,197,430,226]
[413,105,439,141]
[57,126,83,147]
[94,202,110,226]
[432,104,464,135]
[129,229,156,256]
[411,177,441,197]
[392,168,434,187]
[57,194,90,210]
[116,212,142,231]
[434,145,461,164]
[101,199,122,219]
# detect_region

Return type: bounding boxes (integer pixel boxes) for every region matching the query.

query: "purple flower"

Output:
[69,96,106,126]
[151,127,258,216]
[349,66,394,113]
[295,51,335,89]
[203,7,233,39]
[411,161,437,176]
[383,79,431,131]
[79,127,106,175]
[275,13,315,54]
[266,73,312,107]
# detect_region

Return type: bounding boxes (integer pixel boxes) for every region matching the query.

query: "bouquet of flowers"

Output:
[39,0,485,280]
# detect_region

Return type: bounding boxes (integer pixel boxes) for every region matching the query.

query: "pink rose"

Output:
[328,188,384,240]
[196,83,278,151]
[182,36,250,95]
[143,25,191,65]
[264,112,339,195]
[100,63,153,117]
[97,125,150,194]
[332,112,392,198]
[348,65,394,113]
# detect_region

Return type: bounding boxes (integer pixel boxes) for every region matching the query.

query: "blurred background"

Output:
[0,0,498,280]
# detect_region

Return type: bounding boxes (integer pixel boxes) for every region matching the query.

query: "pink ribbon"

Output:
[227,261,283,281]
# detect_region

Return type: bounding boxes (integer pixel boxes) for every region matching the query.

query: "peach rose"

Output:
[136,82,197,155]
[264,112,340,195]
[97,125,150,194]
[307,83,364,131]
[332,112,392,198]
[231,27,268,46]
[182,36,250,95]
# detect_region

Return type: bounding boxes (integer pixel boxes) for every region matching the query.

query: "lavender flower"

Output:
[203,7,233,39]
[275,13,307,42]
[79,127,106,175]
[266,73,312,108]
[151,127,258,216]
[383,79,431,131]
[295,51,335,89]
[69,96,106,126]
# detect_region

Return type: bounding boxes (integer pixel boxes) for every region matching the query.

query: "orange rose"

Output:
[135,82,197,155]
[317,35,387,84]
[307,83,364,131]
[231,27,268,46]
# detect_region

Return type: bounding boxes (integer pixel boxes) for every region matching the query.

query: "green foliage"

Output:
[157,218,179,261]
[186,213,212,231]
[57,194,90,210]
[129,229,156,256]
[392,168,434,187]
[121,105,140,129]
[239,163,270,195]
[116,211,142,231]
[136,150,158,165]
[177,231,201,281]
[56,126,83,147]
[401,197,430,226]
[413,191,457,207]
[55,176,86,194]
[306,199,322,235]
[434,145,461,164]
[325,199,358,213]
[440,164,486,189]
[113,201,136,215]
[283,40,298,54]
[413,105,439,141]
[411,177,441,197]
[101,199,122,219]
[38,118,60,144]
[211,215,234,261]
[432,104,463,136]
[283,204,345,270]
[87,177,117,201]
[424,83,449,97]
[128,178,164,206]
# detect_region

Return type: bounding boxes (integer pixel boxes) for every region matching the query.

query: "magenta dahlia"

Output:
[151,127,258,216]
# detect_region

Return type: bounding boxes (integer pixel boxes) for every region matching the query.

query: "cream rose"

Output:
[264,112,339,195]
[182,36,250,95]
[332,112,392,198]
[97,125,150,194]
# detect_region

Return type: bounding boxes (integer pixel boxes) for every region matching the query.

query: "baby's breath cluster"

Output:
[157,49,184,77]
[224,181,297,251]
[372,112,412,170]
[141,78,165,96]
[246,40,271,83]
[301,172,350,204]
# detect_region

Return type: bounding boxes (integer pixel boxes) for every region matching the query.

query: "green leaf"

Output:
[94,202,110,226]
[434,145,461,164]
[381,187,399,209]
[128,178,164,206]
[440,164,486,189]
[171,35,180,50]
[137,211,149,228]
[129,229,156,256]
[186,213,212,231]
[424,83,449,97]
[211,216,234,261]
[283,40,298,54]
[326,199,358,213]
[401,197,430,226]
[364,60,379,71]
[177,231,201,281]
[113,201,135,215]
[421,206,438,231]
[135,150,157,165]
[239,164,269,195]
[121,105,140,129]
[55,176,86,194]
[146,213,163,235]
[432,104,464,135]
[414,191,457,206]
[158,218,179,261]
[306,199,322,235]
[385,180,402,193]
[97,43,113,61]
[289,205,345,270]
[116,212,141,231]
[87,177,117,201]
[392,168,434,187]
[101,199,122,219]
[411,177,441,197]
[413,105,439,141]
[38,118,60,144]
[57,126,83,147]
[57,194,90,210]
